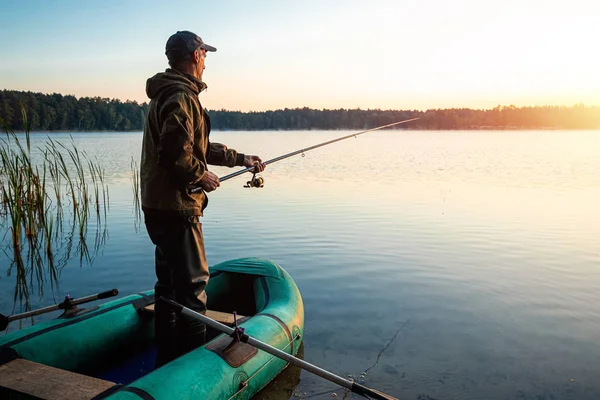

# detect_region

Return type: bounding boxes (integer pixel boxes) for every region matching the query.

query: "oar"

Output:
[0,289,119,331]
[159,297,399,400]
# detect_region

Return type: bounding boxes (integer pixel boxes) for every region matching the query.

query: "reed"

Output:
[130,157,142,231]
[0,110,110,311]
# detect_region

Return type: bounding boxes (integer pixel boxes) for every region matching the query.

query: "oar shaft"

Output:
[6,289,118,323]
[6,304,60,322]
[190,117,419,193]
[161,298,398,399]
[175,302,354,390]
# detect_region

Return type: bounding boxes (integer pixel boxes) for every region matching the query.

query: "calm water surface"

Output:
[1,130,599,400]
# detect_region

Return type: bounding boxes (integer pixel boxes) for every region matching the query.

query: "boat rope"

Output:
[227,333,301,400]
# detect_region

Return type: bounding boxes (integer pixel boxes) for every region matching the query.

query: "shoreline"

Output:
[7,126,600,134]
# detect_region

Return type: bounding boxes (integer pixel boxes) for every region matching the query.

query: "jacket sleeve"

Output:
[207,142,245,167]
[157,93,206,185]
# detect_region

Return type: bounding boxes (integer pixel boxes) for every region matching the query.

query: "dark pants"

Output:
[144,212,209,368]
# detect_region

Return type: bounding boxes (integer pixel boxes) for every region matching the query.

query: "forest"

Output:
[1,90,599,131]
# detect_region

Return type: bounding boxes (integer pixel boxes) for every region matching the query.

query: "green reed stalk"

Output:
[87,158,100,215]
[130,157,142,231]
[0,109,110,312]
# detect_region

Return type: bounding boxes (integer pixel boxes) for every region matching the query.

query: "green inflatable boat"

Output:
[0,257,304,400]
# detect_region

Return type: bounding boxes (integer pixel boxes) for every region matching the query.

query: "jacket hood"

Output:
[146,69,207,99]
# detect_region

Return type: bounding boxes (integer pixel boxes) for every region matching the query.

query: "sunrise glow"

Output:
[1,0,598,111]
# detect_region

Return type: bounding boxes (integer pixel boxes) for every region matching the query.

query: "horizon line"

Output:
[2,88,600,113]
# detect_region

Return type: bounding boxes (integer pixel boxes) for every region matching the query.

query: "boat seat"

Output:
[0,358,116,400]
[142,304,246,325]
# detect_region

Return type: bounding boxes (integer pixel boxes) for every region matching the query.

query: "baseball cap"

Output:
[165,30,217,62]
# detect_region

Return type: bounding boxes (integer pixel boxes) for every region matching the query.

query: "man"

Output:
[140,30,265,368]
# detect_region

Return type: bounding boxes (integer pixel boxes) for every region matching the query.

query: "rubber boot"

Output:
[178,316,207,356]
[154,295,179,368]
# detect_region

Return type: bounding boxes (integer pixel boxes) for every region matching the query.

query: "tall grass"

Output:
[130,157,142,232]
[0,110,110,311]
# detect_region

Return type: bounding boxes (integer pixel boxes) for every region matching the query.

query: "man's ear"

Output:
[192,50,200,63]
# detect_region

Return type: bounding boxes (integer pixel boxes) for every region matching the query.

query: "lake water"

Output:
[1,129,599,399]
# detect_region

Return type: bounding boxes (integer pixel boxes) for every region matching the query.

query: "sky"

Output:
[0,0,599,112]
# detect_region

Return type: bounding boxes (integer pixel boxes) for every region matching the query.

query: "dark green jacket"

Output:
[140,69,245,216]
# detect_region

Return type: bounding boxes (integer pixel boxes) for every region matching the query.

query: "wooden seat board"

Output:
[142,303,244,325]
[0,358,115,400]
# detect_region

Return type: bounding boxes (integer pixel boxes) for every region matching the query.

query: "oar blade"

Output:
[353,382,399,400]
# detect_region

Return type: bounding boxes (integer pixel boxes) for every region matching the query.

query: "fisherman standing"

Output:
[140,30,265,367]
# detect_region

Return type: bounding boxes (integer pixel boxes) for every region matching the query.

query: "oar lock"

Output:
[244,173,264,188]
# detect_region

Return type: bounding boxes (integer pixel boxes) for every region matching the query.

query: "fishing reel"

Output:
[244,173,264,188]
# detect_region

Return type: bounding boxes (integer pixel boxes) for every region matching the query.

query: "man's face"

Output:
[196,48,207,80]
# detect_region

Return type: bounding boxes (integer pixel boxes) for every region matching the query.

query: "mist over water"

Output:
[1,130,599,399]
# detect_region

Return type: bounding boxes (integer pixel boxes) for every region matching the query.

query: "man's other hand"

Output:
[199,171,220,192]
[244,155,266,173]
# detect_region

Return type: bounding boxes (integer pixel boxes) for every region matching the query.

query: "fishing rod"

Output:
[0,289,119,331]
[190,117,419,193]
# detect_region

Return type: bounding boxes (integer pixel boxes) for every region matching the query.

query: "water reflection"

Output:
[255,342,304,400]
[0,129,109,311]
[1,130,600,399]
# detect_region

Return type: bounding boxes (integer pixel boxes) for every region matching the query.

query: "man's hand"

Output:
[199,171,220,192]
[244,155,266,173]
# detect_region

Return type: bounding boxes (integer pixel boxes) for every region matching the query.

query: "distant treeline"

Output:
[0,90,148,131]
[1,90,599,131]
[210,105,600,130]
